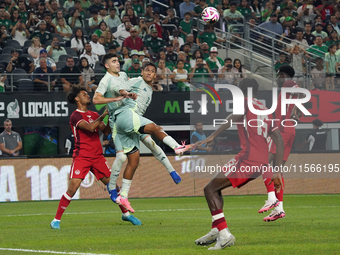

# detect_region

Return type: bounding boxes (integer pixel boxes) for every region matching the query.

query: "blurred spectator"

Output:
[274,52,290,72]
[303,21,316,45]
[28,37,43,60]
[194,0,207,18]
[122,49,139,71]
[329,15,340,34]
[179,0,195,19]
[29,20,52,47]
[182,43,192,62]
[74,0,86,19]
[0,67,6,92]
[290,45,309,78]
[149,11,163,38]
[131,0,143,15]
[87,0,105,13]
[46,0,59,15]
[11,19,29,47]
[44,13,57,34]
[157,59,176,91]
[52,10,65,25]
[79,57,97,92]
[296,3,318,28]
[35,2,49,20]
[71,28,87,55]
[69,9,84,28]
[324,44,337,90]
[163,8,181,32]
[123,26,143,50]
[120,1,137,20]
[80,43,99,69]
[6,49,34,74]
[306,119,327,150]
[191,120,211,152]
[237,0,253,17]
[206,47,224,72]
[17,1,28,23]
[200,42,210,59]
[145,28,165,56]
[113,21,132,46]
[63,0,74,12]
[60,57,83,92]
[144,3,154,22]
[126,7,139,26]
[190,49,205,68]
[176,51,192,72]
[34,49,56,71]
[102,30,120,50]
[189,57,214,86]
[56,17,72,41]
[135,18,149,39]
[218,57,236,84]
[26,12,40,34]
[223,2,244,30]
[89,9,102,29]
[104,7,121,28]
[138,51,146,62]
[291,29,309,50]
[311,57,325,89]
[99,8,108,20]
[0,119,22,157]
[156,50,175,70]
[185,34,199,54]
[108,45,123,62]
[278,26,295,50]
[222,0,230,11]
[231,59,247,83]
[307,35,328,58]
[250,0,263,21]
[10,10,21,30]
[173,59,191,91]
[65,132,75,155]
[169,29,184,48]
[126,58,142,78]
[33,58,56,91]
[179,12,192,41]
[102,133,116,154]
[117,15,130,31]
[90,34,106,56]
[46,36,67,62]
[121,46,130,63]
[94,21,109,37]
[166,42,178,64]
[197,25,226,48]
[257,13,283,40]
[316,0,334,22]
[140,45,152,59]
[261,2,274,21]
[325,23,333,37]
[326,29,340,47]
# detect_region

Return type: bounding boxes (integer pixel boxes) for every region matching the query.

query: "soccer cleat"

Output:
[116,195,135,213]
[170,171,181,184]
[263,209,286,222]
[207,234,236,250]
[50,219,60,229]
[258,199,279,213]
[122,214,142,225]
[174,141,193,155]
[195,228,219,246]
[107,184,120,203]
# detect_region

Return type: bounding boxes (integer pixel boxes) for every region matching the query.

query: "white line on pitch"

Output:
[0,248,115,255]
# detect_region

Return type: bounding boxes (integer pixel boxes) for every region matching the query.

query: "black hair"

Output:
[142,61,157,71]
[98,21,107,30]
[79,57,89,71]
[67,86,87,104]
[184,12,192,17]
[70,9,83,25]
[238,78,259,97]
[277,65,295,78]
[315,57,323,62]
[109,45,117,50]
[194,119,202,125]
[196,56,204,61]
[74,0,81,4]
[176,59,184,65]
[224,57,232,62]
[251,0,262,14]
[279,52,286,56]
[233,58,244,77]
[109,7,116,12]
[74,28,86,52]
[102,53,118,69]
[312,119,323,127]
[229,2,237,6]
[328,43,336,52]
[91,9,98,14]
[193,49,204,60]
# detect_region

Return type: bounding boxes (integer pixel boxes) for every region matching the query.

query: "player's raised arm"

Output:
[78,109,109,132]
[269,129,284,192]
[195,113,243,148]
[98,109,111,135]
[93,92,125,104]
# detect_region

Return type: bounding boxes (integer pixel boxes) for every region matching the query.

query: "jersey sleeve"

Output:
[96,77,109,95]
[266,116,279,135]
[70,112,84,128]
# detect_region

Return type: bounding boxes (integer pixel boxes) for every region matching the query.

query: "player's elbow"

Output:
[92,94,101,105]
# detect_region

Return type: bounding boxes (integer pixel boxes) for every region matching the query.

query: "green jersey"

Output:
[126,67,142,78]
[198,31,217,48]
[132,3,144,14]
[29,30,52,45]
[179,20,192,40]
[19,11,28,23]
[0,18,11,29]
[205,56,224,70]
[144,37,165,54]
[274,61,290,71]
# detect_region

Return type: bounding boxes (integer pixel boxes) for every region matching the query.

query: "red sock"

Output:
[211,209,227,231]
[263,169,274,193]
[275,175,284,202]
[119,205,128,213]
[55,192,72,220]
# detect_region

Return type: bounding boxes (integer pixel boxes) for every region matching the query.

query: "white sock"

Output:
[120,178,132,199]
[277,202,283,211]
[162,136,180,150]
[53,218,60,222]
[108,151,127,190]
[268,191,276,201]
[123,212,130,217]
[142,136,175,174]
[219,228,232,239]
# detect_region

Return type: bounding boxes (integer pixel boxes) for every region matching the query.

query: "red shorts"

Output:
[223,154,267,189]
[70,156,111,180]
[269,132,295,162]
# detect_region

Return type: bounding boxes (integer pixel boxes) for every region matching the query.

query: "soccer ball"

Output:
[202,7,220,24]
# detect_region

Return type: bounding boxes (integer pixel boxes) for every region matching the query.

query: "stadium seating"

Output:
[17,79,34,91]
[7,40,22,49]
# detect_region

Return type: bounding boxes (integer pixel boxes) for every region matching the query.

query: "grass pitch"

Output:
[0,195,339,255]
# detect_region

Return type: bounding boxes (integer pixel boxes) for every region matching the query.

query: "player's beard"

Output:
[87,102,91,105]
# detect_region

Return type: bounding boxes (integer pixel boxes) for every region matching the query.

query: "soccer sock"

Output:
[120,178,132,199]
[142,136,174,174]
[275,176,284,211]
[211,209,231,239]
[277,202,283,211]
[108,151,127,190]
[162,136,180,150]
[119,205,129,214]
[54,192,72,221]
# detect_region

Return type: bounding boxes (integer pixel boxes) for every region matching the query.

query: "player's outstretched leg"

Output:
[141,135,181,184]
[107,151,127,202]
[259,168,279,213]
[263,175,285,222]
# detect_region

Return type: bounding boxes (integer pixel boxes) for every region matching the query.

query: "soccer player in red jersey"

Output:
[259,65,300,222]
[50,86,139,229]
[194,78,284,250]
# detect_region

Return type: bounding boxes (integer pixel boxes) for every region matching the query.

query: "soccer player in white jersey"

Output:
[93,54,188,215]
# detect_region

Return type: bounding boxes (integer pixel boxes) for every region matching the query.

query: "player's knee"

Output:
[116,151,127,165]
[203,183,213,197]
[142,136,156,150]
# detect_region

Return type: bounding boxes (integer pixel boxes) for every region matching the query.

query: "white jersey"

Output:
[96,71,128,116]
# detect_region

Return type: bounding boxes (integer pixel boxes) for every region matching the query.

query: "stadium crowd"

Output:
[0,0,337,92]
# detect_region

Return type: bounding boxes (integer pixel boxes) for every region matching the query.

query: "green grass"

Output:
[0,195,339,255]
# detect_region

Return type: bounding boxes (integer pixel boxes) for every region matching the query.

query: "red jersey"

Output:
[70,109,103,158]
[237,98,278,164]
[275,91,297,135]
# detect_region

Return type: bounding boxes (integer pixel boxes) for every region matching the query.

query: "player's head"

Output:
[277,65,295,88]
[312,119,323,128]
[238,78,259,97]
[194,120,203,132]
[67,86,90,105]
[141,62,157,85]
[102,53,120,73]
